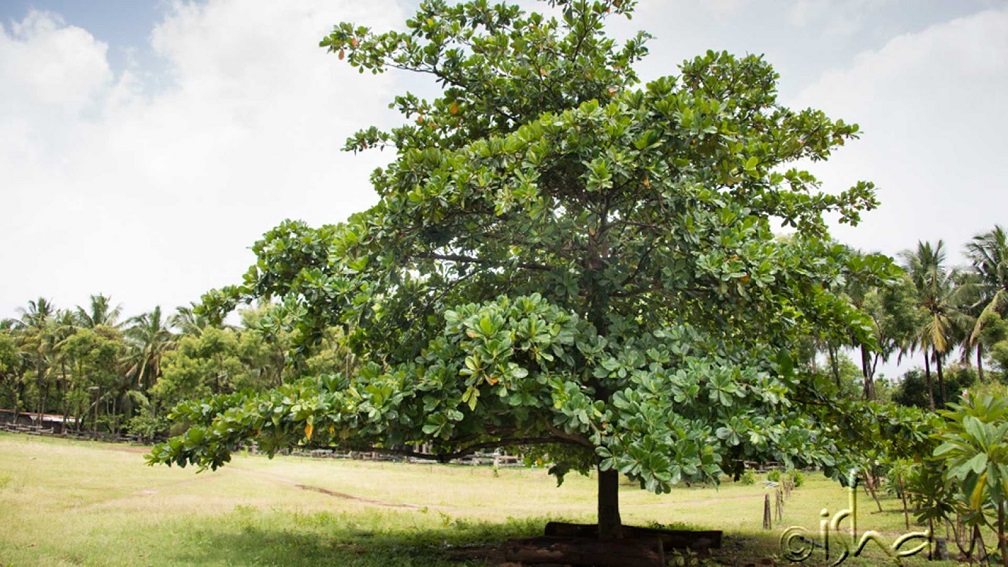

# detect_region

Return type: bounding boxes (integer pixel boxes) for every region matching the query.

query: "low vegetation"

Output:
[0,432,962,566]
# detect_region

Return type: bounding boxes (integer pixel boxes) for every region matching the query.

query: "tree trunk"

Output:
[598,466,623,540]
[828,345,840,388]
[59,360,70,433]
[898,473,909,530]
[860,345,874,400]
[13,378,24,424]
[935,348,946,406]
[973,524,989,564]
[862,468,883,512]
[36,379,49,427]
[977,344,985,383]
[999,500,1008,567]
[923,353,935,411]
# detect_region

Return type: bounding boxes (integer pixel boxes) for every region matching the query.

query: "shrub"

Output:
[893,365,977,410]
[740,469,755,485]
[766,469,781,482]
[933,394,1008,564]
[789,469,804,487]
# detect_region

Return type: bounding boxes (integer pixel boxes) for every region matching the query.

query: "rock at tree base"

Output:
[543,522,722,554]
[503,535,665,567]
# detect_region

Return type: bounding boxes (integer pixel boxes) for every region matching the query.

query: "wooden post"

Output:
[763,494,772,530]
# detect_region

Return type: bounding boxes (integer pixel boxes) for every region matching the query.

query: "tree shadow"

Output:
[155,515,541,566]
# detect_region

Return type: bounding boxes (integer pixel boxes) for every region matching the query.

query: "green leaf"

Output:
[963,416,989,447]
[462,386,480,411]
[479,316,495,336]
[966,452,989,475]
[744,156,758,173]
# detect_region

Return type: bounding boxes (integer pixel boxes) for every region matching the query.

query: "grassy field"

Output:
[0,432,960,566]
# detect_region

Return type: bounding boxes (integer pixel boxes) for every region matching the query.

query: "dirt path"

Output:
[109,444,150,453]
[227,465,425,510]
[636,493,767,507]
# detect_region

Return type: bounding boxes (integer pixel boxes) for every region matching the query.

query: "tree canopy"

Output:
[149,0,883,538]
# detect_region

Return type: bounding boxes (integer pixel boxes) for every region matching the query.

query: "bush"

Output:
[766,469,781,482]
[969,380,1008,400]
[893,365,977,410]
[740,469,755,485]
[127,413,170,442]
[789,469,804,487]
[933,394,1008,561]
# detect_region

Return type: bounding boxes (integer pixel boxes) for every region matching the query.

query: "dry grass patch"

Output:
[0,433,962,566]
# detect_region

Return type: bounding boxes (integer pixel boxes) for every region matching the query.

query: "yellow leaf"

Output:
[970,471,987,511]
[305,423,314,440]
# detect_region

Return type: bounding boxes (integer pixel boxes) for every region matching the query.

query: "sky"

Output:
[2,0,1006,329]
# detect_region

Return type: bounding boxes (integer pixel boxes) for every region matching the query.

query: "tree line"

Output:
[824,226,1008,408]
[0,227,1005,440]
[0,295,353,439]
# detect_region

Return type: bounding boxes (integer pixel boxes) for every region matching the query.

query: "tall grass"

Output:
[0,433,957,566]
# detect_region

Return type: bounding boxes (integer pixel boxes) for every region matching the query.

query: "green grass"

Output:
[0,432,962,566]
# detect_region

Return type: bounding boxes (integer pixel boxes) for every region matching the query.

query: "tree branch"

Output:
[321,435,588,463]
[545,424,595,449]
[415,252,552,272]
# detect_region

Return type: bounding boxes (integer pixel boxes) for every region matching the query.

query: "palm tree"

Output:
[0,326,30,421]
[170,303,213,336]
[17,298,54,329]
[49,309,79,427]
[900,241,958,410]
[14,298,57,423]
[962,225,1008,381]
[839,246,900,401]
[863,272,921,398]
[125,306,174,391]
[75,294,123,329]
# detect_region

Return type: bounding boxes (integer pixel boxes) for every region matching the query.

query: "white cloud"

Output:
[786,0,890,34]
[0,0,404,317]
[0,11,113,112]
[2,0,1006,323]
[793,7,1008,263]
[699,0,755,21]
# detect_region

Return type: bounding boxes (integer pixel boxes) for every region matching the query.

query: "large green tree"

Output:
[125,306,174,391]
[75,294,123,329]
[0,326,29,418]
[900,241,958,409]
[14,298,58,422]
[150,0,879,539]
[961,225,1008,380]
[831,247,903,400]
[60,325,128,432]
[154,327,263,409]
